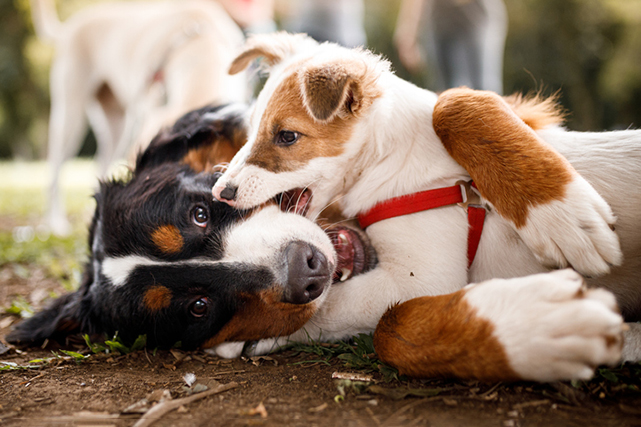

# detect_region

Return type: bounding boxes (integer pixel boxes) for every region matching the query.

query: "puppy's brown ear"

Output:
[229,32,316,75]
[300,60,375,122]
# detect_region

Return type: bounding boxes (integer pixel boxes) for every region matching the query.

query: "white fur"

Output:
[212,36,641,375]
[464,269,623,381]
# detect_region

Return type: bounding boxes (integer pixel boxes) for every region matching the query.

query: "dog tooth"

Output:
[340,268,351,282]
[339,233,349,246]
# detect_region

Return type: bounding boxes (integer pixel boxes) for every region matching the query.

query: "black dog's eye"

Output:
[190,297,209,318]
[275,130,300,146]
[192,206,209,227]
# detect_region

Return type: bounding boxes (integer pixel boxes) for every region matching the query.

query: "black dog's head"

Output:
[7,103,376,351]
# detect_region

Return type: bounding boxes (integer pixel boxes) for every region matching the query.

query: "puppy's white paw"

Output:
[517,176,622,277]
[465,269,624,382]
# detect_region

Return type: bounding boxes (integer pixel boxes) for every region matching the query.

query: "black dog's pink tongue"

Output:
[331,229,355,282]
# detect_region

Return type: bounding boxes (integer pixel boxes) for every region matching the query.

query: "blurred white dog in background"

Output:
[30,0,248,235]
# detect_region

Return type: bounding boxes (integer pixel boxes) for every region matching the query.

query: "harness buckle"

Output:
[456,180,484,211]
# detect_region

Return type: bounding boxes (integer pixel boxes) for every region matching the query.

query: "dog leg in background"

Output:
[46,59,93,236]
[433,88,622,277]
[374,269,624,381]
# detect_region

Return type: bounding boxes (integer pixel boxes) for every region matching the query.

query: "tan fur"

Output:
[245,58,381,173]
[246,72,354,172]
[374,290,519,380]
[503,92,566,130]
[182,138,242,173]
[433,88,573,227]
[201,289,316,347]
[143,286,173,312]
[151,225,184,255]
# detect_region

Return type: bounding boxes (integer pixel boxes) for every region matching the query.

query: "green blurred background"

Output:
[1,0,640,160]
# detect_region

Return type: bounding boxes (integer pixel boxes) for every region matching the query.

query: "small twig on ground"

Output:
[132,382,238,427]
[144,348,152,365]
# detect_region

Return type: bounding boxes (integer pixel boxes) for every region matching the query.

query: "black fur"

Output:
[7,104,274,349]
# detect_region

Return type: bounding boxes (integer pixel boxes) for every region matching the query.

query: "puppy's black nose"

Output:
[219,185,237,201]
[283,241,331,304]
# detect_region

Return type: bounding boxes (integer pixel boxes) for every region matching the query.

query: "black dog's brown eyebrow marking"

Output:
[151,225,184,254]
[143,285,173,312]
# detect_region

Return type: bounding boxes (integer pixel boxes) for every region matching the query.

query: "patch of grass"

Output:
[0,160,95,292]
[288,333,400,382]
[1,350,91,371]
[85,333,147,355]
[4,295,34,318]
[0,160,98,217]
[0,230,87,290]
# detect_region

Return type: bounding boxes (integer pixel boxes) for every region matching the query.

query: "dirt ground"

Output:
[1,212,641,427]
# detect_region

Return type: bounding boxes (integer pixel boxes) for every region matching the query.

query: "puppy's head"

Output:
[6,104,344,350]
[213,32,388,218]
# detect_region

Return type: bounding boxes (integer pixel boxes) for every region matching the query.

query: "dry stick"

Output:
[133,382,238,427]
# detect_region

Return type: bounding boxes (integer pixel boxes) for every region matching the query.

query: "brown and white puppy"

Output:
[31,0,248,235]
[211,33,641,381]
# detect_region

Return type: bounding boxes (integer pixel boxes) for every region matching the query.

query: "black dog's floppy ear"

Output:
[135,103,249,173]
[6,291,83,346]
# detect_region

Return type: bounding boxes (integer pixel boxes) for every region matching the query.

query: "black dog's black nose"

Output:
[219,185,237,201]
[284,241,331,304]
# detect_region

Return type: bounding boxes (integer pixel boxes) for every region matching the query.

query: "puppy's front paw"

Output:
[467,269,624,382]
[517,176,622,277]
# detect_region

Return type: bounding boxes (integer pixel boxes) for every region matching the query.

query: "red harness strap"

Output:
[357,182,486,268]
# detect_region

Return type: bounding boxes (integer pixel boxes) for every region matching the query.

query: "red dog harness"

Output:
[357,181,486,268]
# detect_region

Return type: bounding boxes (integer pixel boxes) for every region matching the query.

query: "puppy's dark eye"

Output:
[190,297,209,318]
[275,130,300,146]
[192,207,209,227]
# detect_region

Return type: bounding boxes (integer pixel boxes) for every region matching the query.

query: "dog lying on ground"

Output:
[6,97,634,382]
[6,103,376,351]
[31,0,248,235]
[212,33,641,380]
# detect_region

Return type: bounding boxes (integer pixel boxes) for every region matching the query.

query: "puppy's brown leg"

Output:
[433,87,570,228]
[373,291,519,381]
[374,270,624,381]
[432,88,622,276]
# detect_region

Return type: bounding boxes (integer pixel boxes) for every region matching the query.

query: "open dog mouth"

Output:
[276,187,377,283]
[276,188,312,216]
[327,226,372,283]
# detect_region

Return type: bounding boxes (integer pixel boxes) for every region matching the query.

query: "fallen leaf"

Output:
[308,403,328,413]
[170,349,185,361]
[147,389,172,403]
[248,402,268,418]
[249,356,278,366]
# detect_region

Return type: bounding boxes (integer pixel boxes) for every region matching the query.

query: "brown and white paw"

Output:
[516,176,622,277]
[466,269,624,382]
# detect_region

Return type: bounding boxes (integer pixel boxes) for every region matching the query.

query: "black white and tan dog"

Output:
[7,103,375,351]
